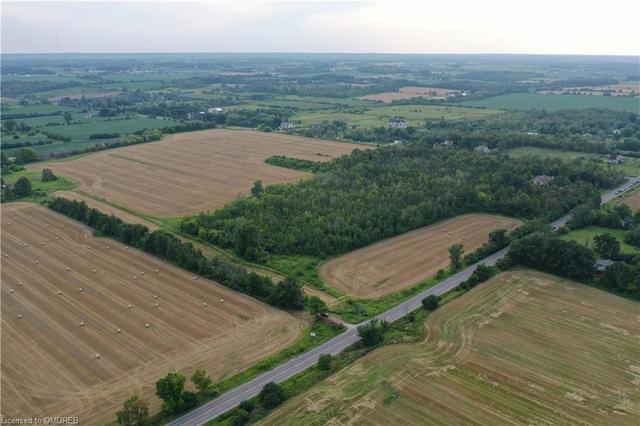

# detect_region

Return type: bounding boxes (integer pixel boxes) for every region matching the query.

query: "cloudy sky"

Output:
[2,1,639,55]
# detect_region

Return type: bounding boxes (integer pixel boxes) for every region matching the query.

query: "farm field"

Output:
[0,203,303,423]
[37,129,363,217]
[539,81,639,96]
[294,104,500,128]
[51,191,160,230]
[261,269,640,426]
[462,93,640,112]
[319,214,521,299]
[361,86,460,103]
[42,116,178,139]
[619,188,640,211]
[559,225,639,255]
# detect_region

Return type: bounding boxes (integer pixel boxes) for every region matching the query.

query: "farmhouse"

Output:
[474,144,491,154]
[602,154,628,164]
[532,175,554,186]
[279,120,298,130]
[594,259,614,273]
[387,118,407,129]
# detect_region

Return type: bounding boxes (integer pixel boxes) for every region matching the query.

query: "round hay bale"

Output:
[78,287,83,292]
[55,237,59,241]
[106,246,110,249]
[116,328,122,333]
[193,276,198,280]
[133,275,138,280]
[18,314,23,319]
[128,304,133,309]
[3,254,8,258]
[145,322,150,328]
[79,321,85,327]
[18,282,23,287]
[220,298,224,304]
[57,290,62,295]
[35,260,39,265]
[153,295,158,299]
[10,289,14,294]
[125,246,129,250]
[203,302,208,307]
[66,267,71,271]
[92,269,97,273]
[155,269,159,273]
[154,302,159,308]
[95,353,100,359]
[140,271,145,275]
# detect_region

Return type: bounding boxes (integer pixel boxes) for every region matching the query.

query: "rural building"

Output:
[613,129,622,135]
[279,121,298,130]
[602,154,628,164]
[526,131,539,136]
[474,145,491,154]
[594,259,614,273]
[441,139,454,148]
[532,175,554,186]
[387,118,407,129]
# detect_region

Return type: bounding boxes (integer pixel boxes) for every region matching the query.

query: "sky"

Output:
[2,0,639,55]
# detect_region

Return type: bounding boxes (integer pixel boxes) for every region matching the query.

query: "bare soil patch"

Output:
[1,203,302,423]
[319,214,521,299]
[39,129,362,217]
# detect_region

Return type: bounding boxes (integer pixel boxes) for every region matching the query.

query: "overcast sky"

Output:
[2,1,639,55]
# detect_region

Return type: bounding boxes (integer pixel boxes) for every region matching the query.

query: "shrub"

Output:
[421,295,439,311]
[13,176,32,197]
[116,395,149,426]
[259,382,286,409]
[41,168,57,182]
[318,354,333,371]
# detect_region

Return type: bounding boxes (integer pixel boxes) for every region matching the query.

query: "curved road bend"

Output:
[170,178,640,426]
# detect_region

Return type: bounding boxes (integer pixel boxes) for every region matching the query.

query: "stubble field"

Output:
[38,129,362,217]
[0,203,303,423]
[620,188,640,211]
[262,270,640,426]
[319,214,521,299]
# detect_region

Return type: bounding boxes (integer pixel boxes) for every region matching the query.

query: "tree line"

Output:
[48,197,305,310]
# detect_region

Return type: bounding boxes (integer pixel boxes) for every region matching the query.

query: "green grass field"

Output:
[560,226,639,255]
[2,169,77,203]
[294,104,500,128]
[42,116,178,139]
[462,93,640,112]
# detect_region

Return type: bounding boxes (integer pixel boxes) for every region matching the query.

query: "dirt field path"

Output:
[39,129,362,217]
[1,203,303,424]
[261,270,640,425]
[319,214,521,299]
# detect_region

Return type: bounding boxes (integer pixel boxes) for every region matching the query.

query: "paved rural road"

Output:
[169,178,640,426]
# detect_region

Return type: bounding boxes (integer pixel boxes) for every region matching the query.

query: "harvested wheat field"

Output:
[0,203,303,423]
[39,129,362,217]
[362,86,460,103]
[319,214,521,299]
[262,269,640,426]
[52,191,160,230]
[620,189,640,211]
